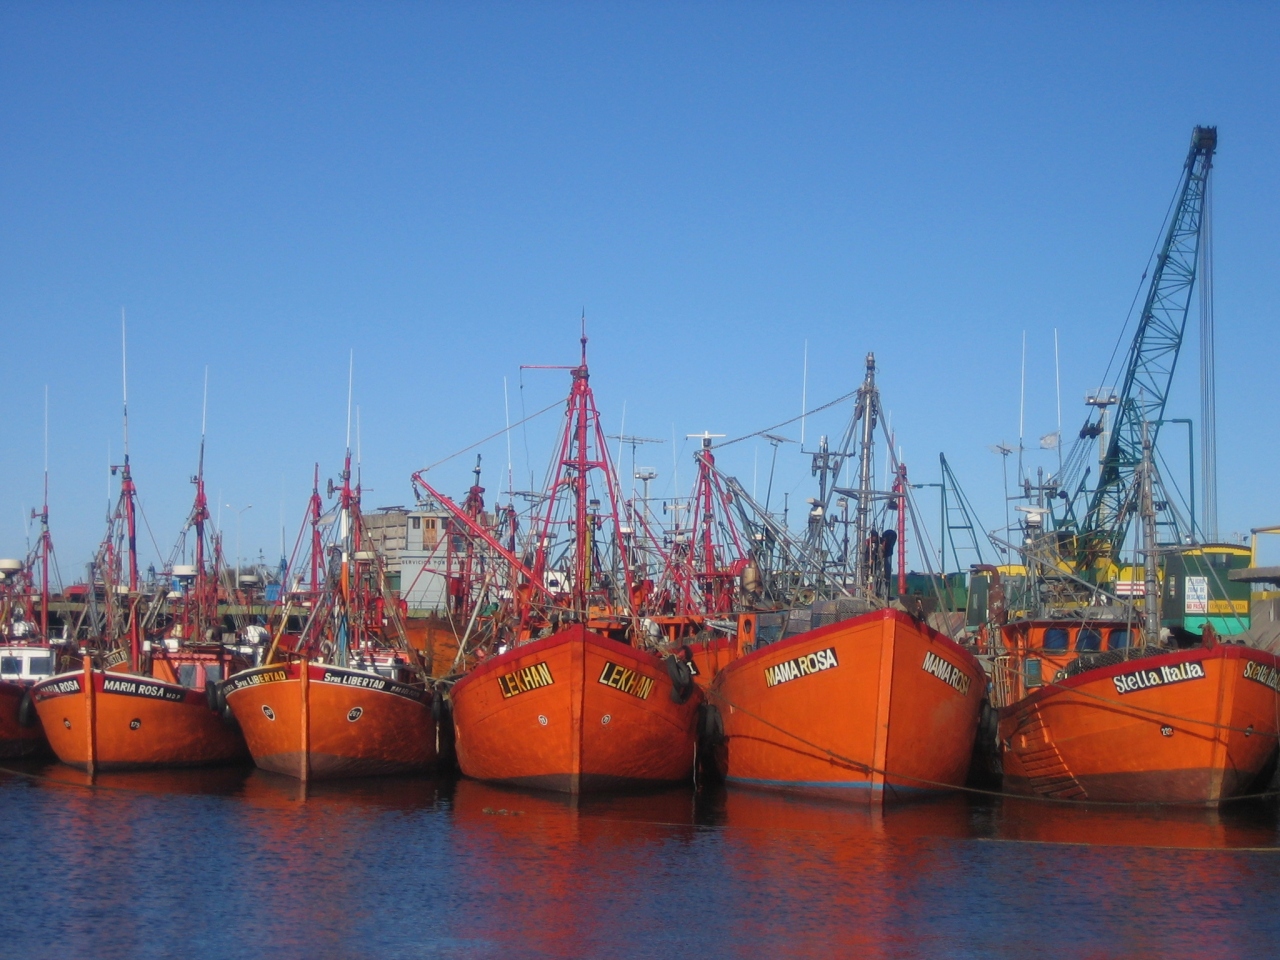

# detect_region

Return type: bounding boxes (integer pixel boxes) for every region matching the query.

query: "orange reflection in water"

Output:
[3,762,1279,959]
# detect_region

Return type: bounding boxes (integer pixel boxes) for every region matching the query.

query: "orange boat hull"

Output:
[30,669,247,770]
[709,608,985,803]
[450,625,702,793]
[0,681,46,759]
[999,644,1280,804]
[225,661,437,780]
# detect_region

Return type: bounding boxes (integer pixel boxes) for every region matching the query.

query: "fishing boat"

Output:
[422,332,703,793]
[707,354,986,802]
[993,615,1280,803]
[0,414,72,758]
[31,362,247,772]
[224,440,438,780]
[980,125,1280,803]
[987,437,1280,803]
[449,623,700,792]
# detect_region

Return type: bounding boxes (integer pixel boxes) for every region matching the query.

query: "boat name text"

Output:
[764,648,839,688]
[35,676,82,699]
[320,670,421,700]
[497,662,555,698]
[922,651,972,697]
[226,669,288,693]
[102,677,186,702]
[1243,660,1280,693]
[1113,660,1205,695]
[597,662,654,700]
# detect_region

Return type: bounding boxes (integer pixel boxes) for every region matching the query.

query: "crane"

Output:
[1054,126,1217,576]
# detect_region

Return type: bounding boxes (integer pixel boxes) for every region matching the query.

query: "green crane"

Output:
[1058,126,1216,575]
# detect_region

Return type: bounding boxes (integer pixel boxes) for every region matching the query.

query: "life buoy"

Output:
[666,655,693,704]
[17,689,38,728]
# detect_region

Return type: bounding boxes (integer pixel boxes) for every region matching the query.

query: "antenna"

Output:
[121,308,130,458]
[1054,328,1063,475]
[800,339,809,446]
[607,431,664,499]
[345,350,354,452]
[503,376,514,498]
[1017,330,1026,483]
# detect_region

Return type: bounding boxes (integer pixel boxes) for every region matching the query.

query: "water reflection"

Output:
[1,763,1279,959]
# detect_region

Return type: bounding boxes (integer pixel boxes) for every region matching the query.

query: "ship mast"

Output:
[1139,423,1161,645]
[522,327,636,630]
[852,353,879,595]
[119,313,142,669]
[35,387,52,639]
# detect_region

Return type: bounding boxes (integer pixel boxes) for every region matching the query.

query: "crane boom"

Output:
[1074,125,1216,570]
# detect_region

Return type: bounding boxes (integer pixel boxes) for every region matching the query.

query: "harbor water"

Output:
[2,762,1278,959]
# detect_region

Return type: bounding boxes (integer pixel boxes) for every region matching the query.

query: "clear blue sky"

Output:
[2,2,1278,578]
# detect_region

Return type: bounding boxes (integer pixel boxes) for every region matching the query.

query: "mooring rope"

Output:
[702,685,1280,808]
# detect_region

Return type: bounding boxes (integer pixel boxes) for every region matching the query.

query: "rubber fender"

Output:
[666,655,693,704]
[697,703,724,744]
[205,680,223,715]
[17,689,38,729]
[431,686,447,723]
[978,699,999,749]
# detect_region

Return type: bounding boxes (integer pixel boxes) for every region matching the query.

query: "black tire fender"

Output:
[17,689,38,729]
[666,655,693,704]
[205,680,224,715]
[431,686,447,723]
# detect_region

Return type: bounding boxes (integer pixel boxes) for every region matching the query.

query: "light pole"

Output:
[226,504,253,600]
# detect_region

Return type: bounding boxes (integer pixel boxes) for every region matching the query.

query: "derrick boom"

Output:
[1076,125,1216,570]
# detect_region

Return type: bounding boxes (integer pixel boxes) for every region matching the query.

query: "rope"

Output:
[416,398,562,475]
[703,684,1280,808]
[711,389,859,450]
[1028,668,1280,739]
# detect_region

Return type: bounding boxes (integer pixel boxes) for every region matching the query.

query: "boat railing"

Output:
[989,655,1017,709]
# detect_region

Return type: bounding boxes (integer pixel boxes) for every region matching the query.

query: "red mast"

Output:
[309,464,322,599]
[33,469,52,640]
[525,330,636,627]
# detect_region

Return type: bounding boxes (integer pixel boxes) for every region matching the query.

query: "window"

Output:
[0,657,20,676]
[411,517,421,530]
[1108,629,1131,650]
[178,664,199,689]
[28,657,51,676]
[1043,628,1069,651]
[205,664,223,683]
[1025,658,1043,687]
[1077,628,1102,652]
